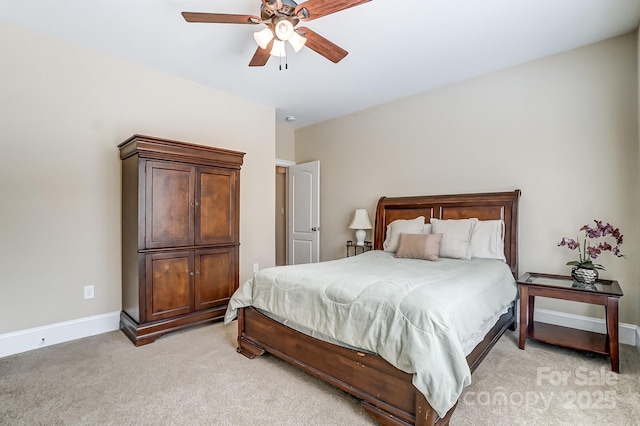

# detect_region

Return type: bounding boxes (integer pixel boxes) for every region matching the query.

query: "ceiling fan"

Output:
[182,0,371,67]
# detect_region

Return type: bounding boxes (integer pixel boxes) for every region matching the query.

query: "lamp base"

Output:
[354,229,366,246]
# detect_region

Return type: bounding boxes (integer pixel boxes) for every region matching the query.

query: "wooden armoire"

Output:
[118,135,244,346]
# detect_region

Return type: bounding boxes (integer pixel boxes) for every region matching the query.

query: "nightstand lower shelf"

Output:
[526,321,608,355]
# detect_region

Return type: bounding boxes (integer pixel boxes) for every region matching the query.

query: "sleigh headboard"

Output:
[374,190,521,277]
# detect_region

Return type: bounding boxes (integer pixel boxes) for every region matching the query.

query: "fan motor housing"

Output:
[260,0,307,22]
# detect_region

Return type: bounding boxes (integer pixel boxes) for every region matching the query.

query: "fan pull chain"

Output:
[279,42,289,71]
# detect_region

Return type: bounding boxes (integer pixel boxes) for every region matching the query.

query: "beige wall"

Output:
[0,23,276,334]
[276,126,295,161]
[637,26,640,330]
[296,34,639,326]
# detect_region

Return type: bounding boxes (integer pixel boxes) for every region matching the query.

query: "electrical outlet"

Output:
[84,285,95,299]
[253,263,259,273]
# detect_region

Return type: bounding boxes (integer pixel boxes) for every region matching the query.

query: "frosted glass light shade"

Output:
[254,24,306,58]
[254,28,274,50]
[349,209,373,246]
[275,19,294,41]
[270,39,286,57]
[288,32,307,52]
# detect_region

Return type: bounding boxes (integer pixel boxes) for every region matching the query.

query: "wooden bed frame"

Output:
[236,190,521,425]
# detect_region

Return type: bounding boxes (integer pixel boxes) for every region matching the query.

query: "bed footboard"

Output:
[236,305,515,425]
[237,307,437,425]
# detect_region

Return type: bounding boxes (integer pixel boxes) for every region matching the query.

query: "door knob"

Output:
[312,227,319,231]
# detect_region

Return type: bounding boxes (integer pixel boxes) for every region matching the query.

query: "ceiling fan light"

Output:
[288,32,306,53]
[270,39,287,57]
[253,28,274,50]
[274,19,294,41]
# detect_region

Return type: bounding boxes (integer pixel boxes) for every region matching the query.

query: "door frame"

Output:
[275,159,295,265]
[275,159,322,265]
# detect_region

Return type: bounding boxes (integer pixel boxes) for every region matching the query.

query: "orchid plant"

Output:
[558,220,624,270]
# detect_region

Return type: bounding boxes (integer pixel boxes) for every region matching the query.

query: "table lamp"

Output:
[349,208,373,246]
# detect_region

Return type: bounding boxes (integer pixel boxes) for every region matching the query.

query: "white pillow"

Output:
[430,218,477,260]
[470,220,506,261]
[421,223,432,234]
[383,216,425,252]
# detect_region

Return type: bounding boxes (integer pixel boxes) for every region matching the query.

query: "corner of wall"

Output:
[637,24,640,331]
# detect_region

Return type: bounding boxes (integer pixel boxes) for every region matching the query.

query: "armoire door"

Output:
[145,161,195,249]
[145,251,194,321]
[195,167,237,245]
[194,247,235,311]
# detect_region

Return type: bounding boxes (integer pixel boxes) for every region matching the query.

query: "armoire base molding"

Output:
[119,307,227,346]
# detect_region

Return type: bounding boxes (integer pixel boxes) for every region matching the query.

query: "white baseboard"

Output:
[534,308,638,347]
[0,311,121,358]
[1,308,637,359]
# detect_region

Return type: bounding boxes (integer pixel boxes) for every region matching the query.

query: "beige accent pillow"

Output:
[383,216,425,252]
[396,233,443,261]
[430,218,477,260]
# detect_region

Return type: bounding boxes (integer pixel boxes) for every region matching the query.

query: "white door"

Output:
[287,161,320,265]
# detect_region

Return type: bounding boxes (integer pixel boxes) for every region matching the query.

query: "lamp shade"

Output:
[349,209,373,230]
[254,22,306,57]
[253,27,274,50]
[274,19,295,41]
[288,31,307,53]
[270,39,286,57]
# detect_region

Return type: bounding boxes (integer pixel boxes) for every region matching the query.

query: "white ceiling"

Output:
[1,0,639,129]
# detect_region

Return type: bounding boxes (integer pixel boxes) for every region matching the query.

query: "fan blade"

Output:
[297,27,348,63]
[249,40,274,67]
[182,12,260,24]
[295,0,371,21]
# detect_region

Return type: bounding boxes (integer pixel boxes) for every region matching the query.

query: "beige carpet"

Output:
[1,322,638,425]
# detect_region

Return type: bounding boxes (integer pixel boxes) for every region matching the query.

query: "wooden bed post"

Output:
[236,307,266,359]
[415,392,438,426]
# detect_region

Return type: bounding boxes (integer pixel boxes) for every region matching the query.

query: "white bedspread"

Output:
[224,250,517,417]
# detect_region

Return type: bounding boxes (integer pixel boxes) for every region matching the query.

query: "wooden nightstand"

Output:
[517,272,623,372]
[346,240,372,257]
